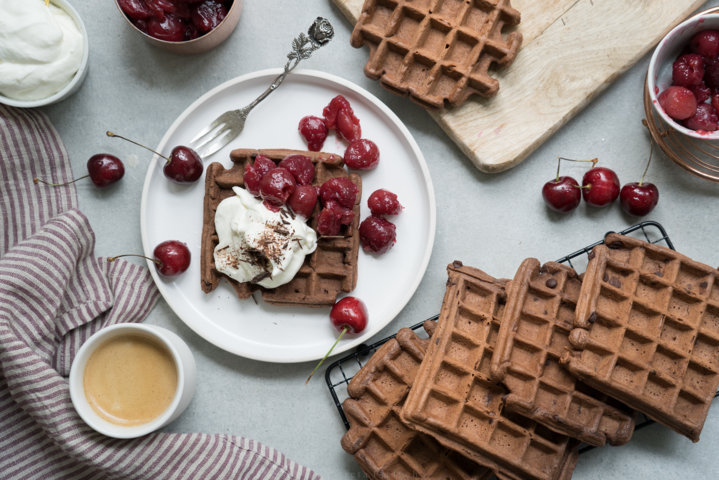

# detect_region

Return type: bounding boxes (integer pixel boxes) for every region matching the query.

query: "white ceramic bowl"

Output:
[647,9,719,140]
[69,323,197,439]
[115,0,242,55]
[0,0,89,108]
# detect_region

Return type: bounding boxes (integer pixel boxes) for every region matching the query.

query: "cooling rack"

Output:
[324,220,718,454]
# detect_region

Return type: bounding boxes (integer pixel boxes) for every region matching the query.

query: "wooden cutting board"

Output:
[333,0,706,173]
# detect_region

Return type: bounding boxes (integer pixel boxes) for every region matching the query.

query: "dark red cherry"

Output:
[298,116,328,151]
[146,13,186,42]
[344,138,379,170]
[582,167,620,207]
[287,184,318,218]
[323,95,353,129]
[153,240,191,276]
[620,182,659,217]
[359,216,396,254]
[244,155,276,195]
[316,200,354,236]
[192,0,227,33]
[336,108,362,142]
[163,146,204,183]
[278,154,315,185]
[87,154,125,187]
[319,177,358,209]
[672,53,705,87]
[118,0,153,20]
[542,176,581,213]
[330,296,368,334]
[690,30,719,58]
[259,167,296,206]
[684,103,719,131]
[367,189,402,215]
[658,86,697,120]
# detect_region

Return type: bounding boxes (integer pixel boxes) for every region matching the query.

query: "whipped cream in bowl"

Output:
[0,0,89,108]
[213,187,317,289]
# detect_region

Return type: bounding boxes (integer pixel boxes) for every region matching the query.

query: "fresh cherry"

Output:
[243,154,276,195]
[542,176,581,213]
[658,86,697,120]
[672,53,705,87]
[582,166,620,207]
[620,182,659,217]
[684,103,719,131]
[278,154,315,185]
[298,115,328,151]
[359,215,396,254]
[541,157,595,213]
[108,239,191,276]
[287,184,318,218]
[619,140,659,217]
[344,138,379,170]
[305,296,368,383]
[259,167,296,205]
[34,153,125,188]
[153,240,191,275]
[106,131,203,184]
[690,30,719,58]
[367,189,402,215]
[319,177,358,209]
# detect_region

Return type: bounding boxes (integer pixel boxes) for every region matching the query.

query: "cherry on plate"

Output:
[316,200,354,236]
[367,189,402,215]
[359,215,396,254]
[298,116,328,151]
[287,184,318,218]
[344,138,379,170]
[153,240,191,276]
[259,167,296,206]
[244,154,276,195]
[278,154,315,185]
[319,177,359,209]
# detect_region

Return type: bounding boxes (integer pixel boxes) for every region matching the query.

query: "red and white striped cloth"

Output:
[0,105,321,480]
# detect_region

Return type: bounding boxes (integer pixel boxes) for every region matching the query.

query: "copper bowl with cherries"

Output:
[115,0,242,54]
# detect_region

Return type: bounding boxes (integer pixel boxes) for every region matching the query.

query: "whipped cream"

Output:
[214,187,317,289]
[0,0,84,101]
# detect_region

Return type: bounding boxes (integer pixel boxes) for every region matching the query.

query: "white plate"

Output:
[140,69,435,363]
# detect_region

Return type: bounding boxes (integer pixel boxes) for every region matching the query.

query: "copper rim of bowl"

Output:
[0,0,89,108]
[647,8,719,141]
[115,0,242,54]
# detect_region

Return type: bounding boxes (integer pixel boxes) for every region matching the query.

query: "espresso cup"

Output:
[69,323,196,438]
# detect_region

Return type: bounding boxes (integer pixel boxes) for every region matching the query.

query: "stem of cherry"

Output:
[34,175,89,186]
[106,131,170,163]
[555,157,598,181]
[107,253,161,267]
[305,326,348,384]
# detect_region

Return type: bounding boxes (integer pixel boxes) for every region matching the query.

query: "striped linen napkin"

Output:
[0,105,321,480]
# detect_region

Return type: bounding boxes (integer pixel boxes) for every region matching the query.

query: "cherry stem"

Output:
[106,131,170,163]
[33,175,89,187]
[107,253,161,267]
[639,139,654,187]
[555,157,598,181]
[305,326,348,384]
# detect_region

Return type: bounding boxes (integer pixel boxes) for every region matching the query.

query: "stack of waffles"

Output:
[341,234,719,479]
[201,148,361,307]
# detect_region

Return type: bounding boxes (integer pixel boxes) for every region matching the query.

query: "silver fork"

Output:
[190,17,334,159]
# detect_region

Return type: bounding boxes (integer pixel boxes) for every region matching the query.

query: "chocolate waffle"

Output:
[200,148,361,307]
[341,326,493,480]
[561,233,719,442]
[491,258,635,446]
[349,0,522,109]
[401,262,579,480]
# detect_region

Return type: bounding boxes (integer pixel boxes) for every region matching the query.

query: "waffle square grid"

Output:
[491,259,636,447]
[350,0,522,108]
[562,233,719,442]
[400,263,579,480]
[200,148,361,307]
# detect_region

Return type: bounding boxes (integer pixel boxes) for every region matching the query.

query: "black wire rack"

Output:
[324,220,718,455]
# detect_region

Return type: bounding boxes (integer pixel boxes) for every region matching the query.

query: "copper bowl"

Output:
[115,0,242,55]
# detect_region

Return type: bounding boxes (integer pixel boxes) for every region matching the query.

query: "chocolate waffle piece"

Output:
[401,262,579,480]
[491,258,635,446]
[341,326,493,480]
[561,233,719,442]
[200,148,361,307]
[349,0,522,109]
